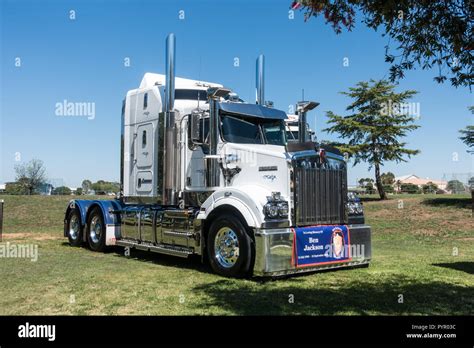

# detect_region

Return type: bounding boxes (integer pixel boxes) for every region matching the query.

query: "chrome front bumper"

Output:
[253,224,372,277]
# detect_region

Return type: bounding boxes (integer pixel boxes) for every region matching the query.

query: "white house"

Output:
[394,174,448,192]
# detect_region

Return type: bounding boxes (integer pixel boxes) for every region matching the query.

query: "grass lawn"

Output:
[0,194,472,315]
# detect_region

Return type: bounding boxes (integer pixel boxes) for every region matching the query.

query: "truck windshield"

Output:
[220,114,286,145]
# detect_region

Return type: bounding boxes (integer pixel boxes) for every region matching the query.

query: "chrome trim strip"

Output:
[163,231,194,238]
[116,239,193,258]
[290,150,345,162]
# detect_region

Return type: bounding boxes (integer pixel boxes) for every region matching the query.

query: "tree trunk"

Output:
[471,189,473,217]
[375,162,387,200]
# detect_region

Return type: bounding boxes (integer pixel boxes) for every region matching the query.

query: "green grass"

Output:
[0,194,472,315]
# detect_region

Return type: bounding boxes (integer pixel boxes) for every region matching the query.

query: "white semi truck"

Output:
[64,33,371,278]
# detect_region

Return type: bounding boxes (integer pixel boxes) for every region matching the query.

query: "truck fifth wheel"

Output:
[64,33,372,278]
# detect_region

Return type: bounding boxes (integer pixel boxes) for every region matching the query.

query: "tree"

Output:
[460,125,474,153]
[459,106,474,153]
[400,183,420,194]
[53,186,72,195]
[90,181,120,195]
[381,172,395,194]
[383,185,394,194]
[75,187,83,195]
[358,178,375,194]
[81,179,92,195]
[358,178,372,187]
[14,159,47,195]
[422,181,438,194]
[324,80,420,200]
[447,179,466,193]
[381,172,395,185]
[395,179,402,193]
[5,182,25,195]
[364,182,375,195]
[294,0,473,88]
[470,177,474,214]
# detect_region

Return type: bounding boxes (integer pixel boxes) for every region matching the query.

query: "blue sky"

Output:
[1,0,473,187]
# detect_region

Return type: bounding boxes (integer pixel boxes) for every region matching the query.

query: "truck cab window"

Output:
[262,122,286,145]
[220,114,286,145]
[221,115,262,144]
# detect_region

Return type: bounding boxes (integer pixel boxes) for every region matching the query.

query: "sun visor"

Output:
[218,102,287,120]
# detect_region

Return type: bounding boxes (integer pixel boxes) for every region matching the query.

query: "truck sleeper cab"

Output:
[64,33,371,278]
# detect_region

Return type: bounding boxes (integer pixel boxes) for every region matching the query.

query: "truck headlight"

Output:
[347,204,356,214]
[264,194,289,219]
[347,201,363,215]
[264,203,279,218]
[277,202,289,218]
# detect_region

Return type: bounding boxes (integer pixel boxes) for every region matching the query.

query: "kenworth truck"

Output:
[64,33,371,278]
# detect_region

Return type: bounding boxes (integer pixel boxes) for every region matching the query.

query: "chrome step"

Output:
[163,230,195,238]
[116,239,194,258]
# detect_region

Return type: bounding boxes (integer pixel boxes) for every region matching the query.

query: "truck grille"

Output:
[294,163,347,226]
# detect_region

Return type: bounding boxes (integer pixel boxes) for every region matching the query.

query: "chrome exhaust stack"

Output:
[206,87,231,188]
[163,33,177,205]
[297,101,319,143]
[165,33,176,112]
[256,54,265,105]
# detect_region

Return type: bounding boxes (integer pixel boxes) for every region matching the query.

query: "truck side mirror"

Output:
[188,111,208,150]
[190,112,202,144]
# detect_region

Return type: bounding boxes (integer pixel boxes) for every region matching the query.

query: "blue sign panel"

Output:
[292,225,351,268]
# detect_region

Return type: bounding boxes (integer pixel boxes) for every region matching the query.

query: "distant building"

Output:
[394,174,448,192]
[0,184,5,193]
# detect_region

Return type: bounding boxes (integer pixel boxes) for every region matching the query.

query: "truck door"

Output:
[184,117,207,189]
[135,122,154,194]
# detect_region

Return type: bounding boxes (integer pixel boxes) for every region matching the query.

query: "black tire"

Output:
[66,209,82,247]
[207,214,254,278]
[86,206,106,252]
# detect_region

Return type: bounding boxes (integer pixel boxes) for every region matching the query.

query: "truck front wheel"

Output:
[86,206,106,252]
[207,214,254,278]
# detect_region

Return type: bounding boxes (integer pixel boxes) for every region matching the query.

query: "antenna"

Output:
[198,56,202,80]
[197,56,202,109]
[197,88,200,109]
[302,88,305,101]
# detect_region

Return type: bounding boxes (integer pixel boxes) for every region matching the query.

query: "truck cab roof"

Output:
[139,73,223,90]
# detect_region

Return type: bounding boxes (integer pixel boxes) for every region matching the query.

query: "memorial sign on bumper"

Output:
[292,225,351,267]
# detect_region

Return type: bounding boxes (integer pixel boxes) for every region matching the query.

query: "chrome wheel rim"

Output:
[69,214,79,240]
[90,215,102,244]
[214,227,239,268]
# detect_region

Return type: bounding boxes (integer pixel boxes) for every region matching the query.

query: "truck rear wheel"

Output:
[207,214,254,278]
[86,206,106,252]
[66,209,82,247]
